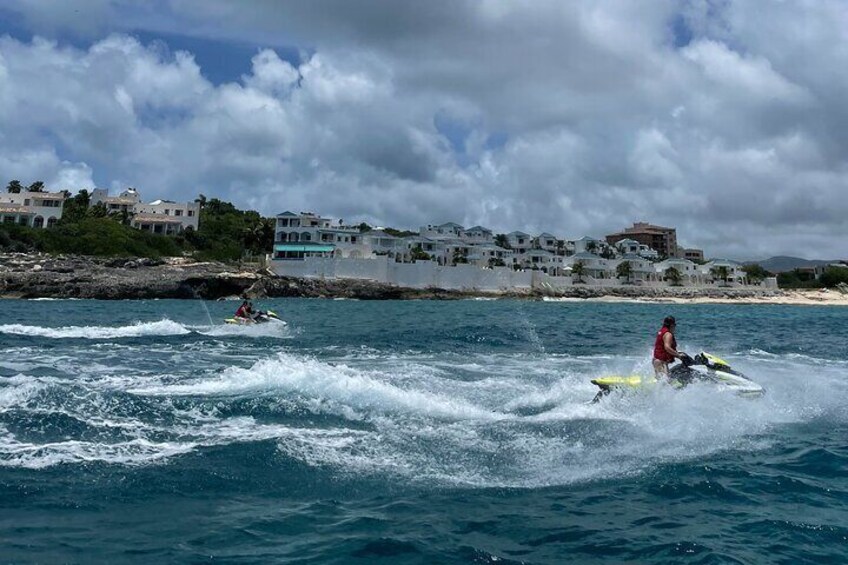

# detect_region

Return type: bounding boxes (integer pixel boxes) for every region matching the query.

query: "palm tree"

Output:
[27,181,45,192]
[616,260,633,284]
[710,266,730,286]
[665,266,682,286]
[585,240,597,254]
[494,233,510,249]
[572,260,586,283]
[6,180,23,193]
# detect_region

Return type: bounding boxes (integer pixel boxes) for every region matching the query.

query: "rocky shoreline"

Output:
[1,253,844,304]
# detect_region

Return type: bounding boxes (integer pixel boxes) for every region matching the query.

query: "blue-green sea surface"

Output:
[1,299,846,563]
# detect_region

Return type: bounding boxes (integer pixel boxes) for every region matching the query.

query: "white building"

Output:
[506,231,532,254]
[273,211,363,259]
[467,244,514,268]
[90,188,200,234]
[535,232,560,254]
[701,259,744,284]
[420,222,465,240]
[564,252,614,280]
[463,225,494,245]
[573,236,605,255]
[614,238,641,255]
[0,190,65,228]
[612,254,656,283]
[516,249,565,274]
[401,235,445,262]
[655,258,700,284]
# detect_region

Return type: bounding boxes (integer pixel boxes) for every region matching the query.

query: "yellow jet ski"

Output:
[224,310,285,325]
[591,352,764,403]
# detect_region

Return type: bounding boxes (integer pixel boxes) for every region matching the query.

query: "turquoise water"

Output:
[1,299,846,563]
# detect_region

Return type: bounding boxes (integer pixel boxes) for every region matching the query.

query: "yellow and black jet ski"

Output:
[224,310,285,326]
[591,352,764,403]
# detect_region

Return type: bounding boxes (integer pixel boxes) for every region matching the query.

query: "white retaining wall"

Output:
[269,257,769,293]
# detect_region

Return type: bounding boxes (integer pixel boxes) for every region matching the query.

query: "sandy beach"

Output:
[545,288,848,306]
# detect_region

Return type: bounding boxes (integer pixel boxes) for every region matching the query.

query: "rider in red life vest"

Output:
[653,315,685,377]
[234,300,251,319]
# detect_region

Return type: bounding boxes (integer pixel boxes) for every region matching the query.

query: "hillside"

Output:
[750,256,839,273]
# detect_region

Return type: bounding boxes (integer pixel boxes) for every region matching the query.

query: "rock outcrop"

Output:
[1,253,784,301]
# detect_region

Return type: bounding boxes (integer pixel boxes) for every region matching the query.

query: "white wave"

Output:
[0,319,191,339]
[131,352,501,421]
[3,344,846,485]
[0,427,197,469]
[194,321,293,339]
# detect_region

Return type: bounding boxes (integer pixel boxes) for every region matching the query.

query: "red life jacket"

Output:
[653,326,676,362]
[235,305,248,318]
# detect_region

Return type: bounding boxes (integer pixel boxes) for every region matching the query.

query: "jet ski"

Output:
[224,310,286,326]
[591,352,764,403]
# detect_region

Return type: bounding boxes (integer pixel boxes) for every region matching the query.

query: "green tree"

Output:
[820,266,848,287]
[452,248,468,264]
[742,263,772,284]
[409,244,430,262]
[488,257,506,268]
[585,240,597,254]
[358,222,372,233]
[28,181,45,192]
[383,227,417,238]
[89,202,108,218]
[495,233,511,249]
[58,189,92,224]
[710,265,730,286]
[616,260,633,283]
[665,266,682,286]
[7,180,23,193]
[195,194,207,209]
[572,260,586,283]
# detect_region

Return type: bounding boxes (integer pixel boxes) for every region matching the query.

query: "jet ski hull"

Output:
[591,352,764,402]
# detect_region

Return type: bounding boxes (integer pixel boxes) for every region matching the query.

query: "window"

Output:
[188,210,194,217]
[25,199,31,206]
[175,209,182,216]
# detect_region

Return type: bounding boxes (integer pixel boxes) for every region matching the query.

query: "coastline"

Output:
[2,253,846,305]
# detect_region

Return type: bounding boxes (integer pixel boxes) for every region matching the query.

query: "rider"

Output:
[653,315,686,377]
[234,299,251,320]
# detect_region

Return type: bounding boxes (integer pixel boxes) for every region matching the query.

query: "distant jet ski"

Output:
[224,310,286,326]
[591,352,765,403]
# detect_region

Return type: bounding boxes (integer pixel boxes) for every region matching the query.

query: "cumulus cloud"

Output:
[0,1,847,259]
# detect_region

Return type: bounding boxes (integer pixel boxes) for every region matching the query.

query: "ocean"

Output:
[1,298,846,563]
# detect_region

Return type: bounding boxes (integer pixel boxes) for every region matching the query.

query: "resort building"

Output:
[0,190,65,228]
[420,222,466,240]
[701,259,744,284]
[564,252,614,280]
[680,247,705,262]
[467,244,514,268]
[612,254,657,283]
[506,231,532,254]
[265,209,759,292]
[273,211,363,260]
[462,225,494,245]
[535,233,560,254]
[90,188,200,233]
[606,222,678,258]
[655,257,700,283]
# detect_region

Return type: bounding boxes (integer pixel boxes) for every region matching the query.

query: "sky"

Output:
[0,1,846,260]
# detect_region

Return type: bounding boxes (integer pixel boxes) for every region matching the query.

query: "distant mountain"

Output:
[748,256,838,273]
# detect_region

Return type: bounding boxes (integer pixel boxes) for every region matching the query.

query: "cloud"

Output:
[0,1,847,259]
